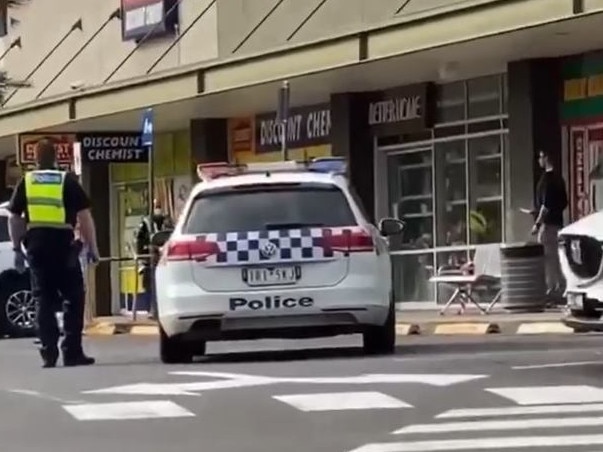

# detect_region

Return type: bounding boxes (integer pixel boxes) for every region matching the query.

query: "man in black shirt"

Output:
[532,150,568,297]
[7,139,100,368]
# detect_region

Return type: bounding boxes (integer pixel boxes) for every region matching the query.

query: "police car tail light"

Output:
[322,228,374,253]
[245,161,302,172]
[165,237,220,262]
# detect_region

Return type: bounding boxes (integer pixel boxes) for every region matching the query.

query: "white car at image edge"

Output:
[153,158,405,364]
[0,202,37,337]
[559,209,603,331]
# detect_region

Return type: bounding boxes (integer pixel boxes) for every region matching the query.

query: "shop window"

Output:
[434,140,468,247]
[392,253,435,303]
[436,82,465,123]
[467,75,501,118]
[386,150,434,249]
[468,134,504,244]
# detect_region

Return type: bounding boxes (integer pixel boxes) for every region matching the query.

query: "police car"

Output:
[559,210,603,331]
[153,157,404,363]
[0,202,36,338]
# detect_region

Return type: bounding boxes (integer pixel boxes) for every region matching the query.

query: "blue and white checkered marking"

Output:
[203,228,338,266]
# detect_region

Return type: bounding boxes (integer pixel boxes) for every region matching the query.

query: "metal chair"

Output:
[430,243,502,315]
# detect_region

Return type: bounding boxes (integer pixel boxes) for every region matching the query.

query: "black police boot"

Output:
[39,347,59,369]
[63,352,96,367]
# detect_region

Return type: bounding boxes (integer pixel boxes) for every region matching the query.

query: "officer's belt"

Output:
[27,222,73,230]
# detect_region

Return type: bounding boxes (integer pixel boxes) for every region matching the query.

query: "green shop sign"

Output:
[561,53,603,122]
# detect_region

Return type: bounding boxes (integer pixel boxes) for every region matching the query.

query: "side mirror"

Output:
[378,218,405,236]
[151,230,172,248]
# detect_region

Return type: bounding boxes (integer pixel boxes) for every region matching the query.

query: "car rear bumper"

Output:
[158,285,389,338]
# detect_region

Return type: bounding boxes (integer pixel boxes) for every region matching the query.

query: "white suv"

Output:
[559,210,603,331]
[154,158,404,363]
[0,202,36,337]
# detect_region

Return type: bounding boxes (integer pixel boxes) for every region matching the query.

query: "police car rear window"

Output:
[183,184,357,234]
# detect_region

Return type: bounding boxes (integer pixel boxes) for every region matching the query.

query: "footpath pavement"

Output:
[85,307,574,337]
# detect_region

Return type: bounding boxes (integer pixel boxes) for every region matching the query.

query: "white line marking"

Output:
[273,391,412,412]
[393,415,603,434]
[347,434,603,452]
[512,361,603,370]
[437,403,603,418]
[83,377,273,395]
[8,389,86,404]
[63,400,195,421]
[85,373,487,396]
[486,385,603,405]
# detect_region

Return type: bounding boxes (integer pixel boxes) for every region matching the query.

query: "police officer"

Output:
[7,138,99,368]
[135,199,171,319]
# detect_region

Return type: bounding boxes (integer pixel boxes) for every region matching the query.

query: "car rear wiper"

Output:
[265,222,324,230]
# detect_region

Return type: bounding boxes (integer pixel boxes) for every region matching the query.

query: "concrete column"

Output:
[189,118,229,177]
[506,58,562,242]
[330,93,374,221]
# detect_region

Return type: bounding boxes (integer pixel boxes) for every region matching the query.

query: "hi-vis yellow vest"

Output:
[24,170,71,230]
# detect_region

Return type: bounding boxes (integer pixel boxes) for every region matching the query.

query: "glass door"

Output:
[387,148,435,305]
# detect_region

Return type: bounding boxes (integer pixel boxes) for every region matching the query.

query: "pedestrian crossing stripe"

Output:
[393,414,603,434]
[273,391,412,412]
[486,385,603,405]
[350,387,603,452]
[349,434,603,452]
[63,400,195,421]
[436,402,603,419]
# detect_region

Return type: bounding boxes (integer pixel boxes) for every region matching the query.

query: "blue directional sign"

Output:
[141,108,154,147]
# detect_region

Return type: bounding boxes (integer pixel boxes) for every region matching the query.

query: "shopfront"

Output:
[228,103,332,163]
[108,130,192,314]
[373,74,509,307]
[561,50,603,220]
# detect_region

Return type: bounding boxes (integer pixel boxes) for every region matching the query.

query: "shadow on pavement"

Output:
[199,346,366,363]
[199,334,603,364]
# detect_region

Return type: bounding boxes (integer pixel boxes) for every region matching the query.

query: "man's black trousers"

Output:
[29,248,85,357]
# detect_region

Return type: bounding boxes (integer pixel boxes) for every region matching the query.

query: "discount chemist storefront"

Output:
[228,103,332,163]
[109,130,193,314]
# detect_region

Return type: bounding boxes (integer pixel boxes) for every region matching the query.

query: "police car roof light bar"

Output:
[196,157,348,181]
[196,162,245,181]
[307,157,347,175]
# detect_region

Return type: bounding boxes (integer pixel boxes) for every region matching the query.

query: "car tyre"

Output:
[159,325,194,364]
[0,270,36,338]
[569,308,600,319]
[363,298,396,355]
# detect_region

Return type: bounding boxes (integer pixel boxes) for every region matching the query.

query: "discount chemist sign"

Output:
[78,132,148,163]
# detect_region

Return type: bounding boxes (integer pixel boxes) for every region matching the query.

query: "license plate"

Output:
[567,292,584,310]
[242,266,300,286]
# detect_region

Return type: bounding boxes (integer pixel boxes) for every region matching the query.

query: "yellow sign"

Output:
[564,74,603,101]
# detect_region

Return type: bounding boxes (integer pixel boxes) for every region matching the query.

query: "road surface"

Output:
[2,333,603,452]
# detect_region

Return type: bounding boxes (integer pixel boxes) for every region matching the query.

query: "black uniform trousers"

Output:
[29,245,85,356]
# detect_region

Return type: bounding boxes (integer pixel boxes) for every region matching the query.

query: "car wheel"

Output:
[159,325,194,364]
[0,271,36,338]
[363,298,396,355]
